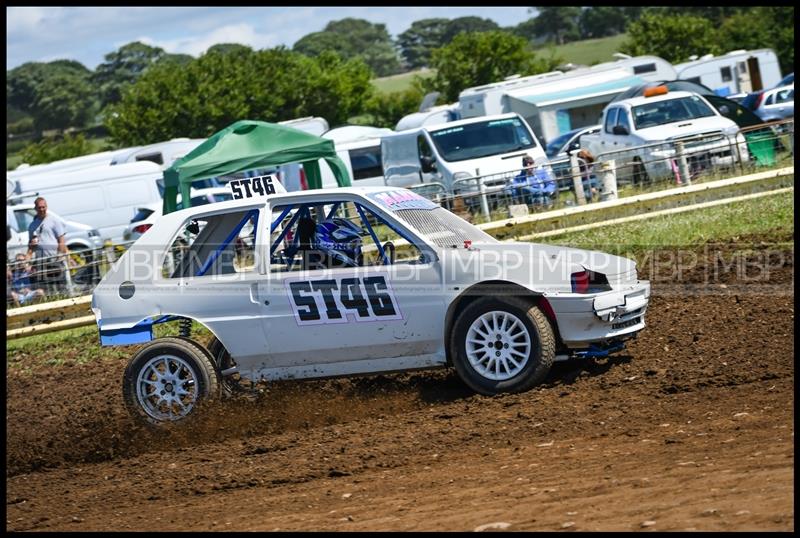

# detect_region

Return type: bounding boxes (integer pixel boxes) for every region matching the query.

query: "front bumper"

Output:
[546,280,651,349]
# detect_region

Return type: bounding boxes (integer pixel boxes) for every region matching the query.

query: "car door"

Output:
[765,87,794,120]
[256,196,445,371]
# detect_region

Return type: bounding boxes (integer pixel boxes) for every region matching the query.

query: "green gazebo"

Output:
[162,120,351,214]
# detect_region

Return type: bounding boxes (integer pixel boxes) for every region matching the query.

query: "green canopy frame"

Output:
[162,120,351,214]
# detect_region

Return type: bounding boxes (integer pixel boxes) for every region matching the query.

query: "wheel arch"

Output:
[443,280,560,365]
[67,240,93,250]
[102,313,223,352]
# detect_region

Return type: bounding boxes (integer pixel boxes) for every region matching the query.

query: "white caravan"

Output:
[278,116,329,137]
[10,160,163,244]
[110,138,205,169]
[395,103,462,131]
[319,125,395,189]
[8,146,142,180]
[675,49,782,98]
[457,55,676,144]
[381,112,551,193]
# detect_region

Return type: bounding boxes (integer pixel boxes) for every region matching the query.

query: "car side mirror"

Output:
[612,125,629,136]
[420,155,437,173]
[186,220,200,235]
[7,225,12,242]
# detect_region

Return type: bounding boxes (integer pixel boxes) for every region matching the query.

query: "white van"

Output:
[381,112,551,193]
[10,160,163,244]
[319,125,394,189]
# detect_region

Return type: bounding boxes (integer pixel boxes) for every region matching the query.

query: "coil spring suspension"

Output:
[178,317,192,337]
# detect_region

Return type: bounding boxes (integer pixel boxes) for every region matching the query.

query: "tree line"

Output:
[6,7,794,158]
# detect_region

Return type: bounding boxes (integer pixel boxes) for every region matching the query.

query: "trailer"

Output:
[675,49,782,98]
[456,55,676,145]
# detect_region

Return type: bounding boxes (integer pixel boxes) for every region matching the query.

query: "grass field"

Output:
[540,33,628,66]
[541,190,794,263]
[371,67,436,94]
[371,34,629,95]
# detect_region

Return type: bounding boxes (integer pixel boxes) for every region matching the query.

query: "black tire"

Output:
[122,337,220,426]
[450,296,555,395]
[207,336,249,397]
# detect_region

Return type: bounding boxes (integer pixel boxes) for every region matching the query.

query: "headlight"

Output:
[88,229,100,237]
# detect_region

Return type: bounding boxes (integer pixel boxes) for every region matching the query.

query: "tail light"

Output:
[133,223,152,235]
[752,92,765,111]
[571,270,612,294]
[571,270,589,293]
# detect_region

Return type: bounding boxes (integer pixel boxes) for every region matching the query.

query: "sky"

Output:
[6,6,534,71]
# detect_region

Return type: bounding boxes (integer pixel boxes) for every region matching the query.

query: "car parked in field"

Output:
[749,83,794,123]
[581,88,749,183]
[92,178,651,425]
[122,187,234,243]
[545,125,601,196]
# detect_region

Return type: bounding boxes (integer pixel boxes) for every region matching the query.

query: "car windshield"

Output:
[393,206,498,248]
[776,73,793,87]
[631,95,716,129]
[131,208,155,223]
[428,117,537,162]
[545,131,575,158]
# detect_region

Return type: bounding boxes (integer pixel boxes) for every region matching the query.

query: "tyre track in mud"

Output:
[6,240,794,531]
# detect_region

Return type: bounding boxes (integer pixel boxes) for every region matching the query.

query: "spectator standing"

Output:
[26,197,71,294]
[576,149,599,202]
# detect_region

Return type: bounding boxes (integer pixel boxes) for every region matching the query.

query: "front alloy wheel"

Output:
[451,296,555,395]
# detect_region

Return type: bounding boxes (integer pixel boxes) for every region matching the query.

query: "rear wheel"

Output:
[122,337,220,426]
[450,296,555,395]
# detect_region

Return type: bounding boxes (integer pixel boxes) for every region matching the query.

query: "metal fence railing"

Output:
[405,118,794,223]
[6,241,135,308]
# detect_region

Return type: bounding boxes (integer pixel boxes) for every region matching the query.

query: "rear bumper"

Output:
[546,281,651,348]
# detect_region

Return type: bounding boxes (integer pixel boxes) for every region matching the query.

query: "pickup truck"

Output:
[580,88,749,183]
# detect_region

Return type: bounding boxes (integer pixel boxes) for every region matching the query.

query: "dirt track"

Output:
[6,239,794,531]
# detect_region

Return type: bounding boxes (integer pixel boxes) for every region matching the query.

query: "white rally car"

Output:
[92,175,650,425]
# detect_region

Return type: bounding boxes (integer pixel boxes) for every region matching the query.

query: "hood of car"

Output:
[636,115,736,141]
[442,242,637,293]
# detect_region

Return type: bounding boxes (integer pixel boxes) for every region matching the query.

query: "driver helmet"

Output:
[314,217,364,266]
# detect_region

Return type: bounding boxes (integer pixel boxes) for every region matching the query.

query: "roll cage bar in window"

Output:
[267,200,422,271]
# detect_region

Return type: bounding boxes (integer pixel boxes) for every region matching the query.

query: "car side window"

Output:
[14,209,36,233]
[764,93,775,106]
[162,209,258,279]
[604,108,620,133]
[268,200,424,274]
[774,88,793,104]
[418,135,434,159]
